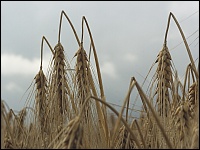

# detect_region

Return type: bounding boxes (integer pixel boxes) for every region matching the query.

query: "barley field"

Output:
[1,11,199,149]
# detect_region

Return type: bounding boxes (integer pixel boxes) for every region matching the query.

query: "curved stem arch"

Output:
[164,12,198,79]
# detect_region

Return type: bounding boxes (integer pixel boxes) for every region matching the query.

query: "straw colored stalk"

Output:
[110,78,136,148]
[57,11,81,116]
[32,36,55,143]
[81,16,106,108]
[181,64,197,117]
[182,63,196,101]
[74,44,104,147]
[133,76,173,148]
[72,95,142,148]
[89,95,142,149]
[133,119,147,148]
[164,12,198,79]
[81,16,109,145]
[155,44,173,117]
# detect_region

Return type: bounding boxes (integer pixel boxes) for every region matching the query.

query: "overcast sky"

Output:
[1,1,199,114]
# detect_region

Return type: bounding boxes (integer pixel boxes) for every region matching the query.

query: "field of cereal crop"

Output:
[1,11,199,149]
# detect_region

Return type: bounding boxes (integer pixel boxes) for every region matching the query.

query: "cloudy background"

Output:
[1,1,199,114]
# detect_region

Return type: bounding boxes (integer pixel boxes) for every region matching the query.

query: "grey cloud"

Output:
[1,1,199,112]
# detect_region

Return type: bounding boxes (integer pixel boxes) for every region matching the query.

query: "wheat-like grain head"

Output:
[53,43,68,115]
[53,116,83,149]
[47,42,73,129]
[114,125,135,149]
[155,44,173,117]
[172,101,193,148]
[188,82,197,117]
[14,108,26,142]
[4,134,15,149]
[74,43,92,121]
[74,44,90,101]
[34,69,48,131]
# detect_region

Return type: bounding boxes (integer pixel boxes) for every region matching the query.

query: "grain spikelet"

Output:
[188,82,197,117]
[53,43,68,114]
[34,69,48,130]
[15,108,26,140]
[82,16,109,144]
[75,44,89,101]
[4,136,15,149]
[54,116,83,149]
[188,82,197,105]
[155,44,173,117]
[74,43,91,120]
[114,125,135,149]
[173,101,193,148]
[48,42,72,122]
[190,122,199,149]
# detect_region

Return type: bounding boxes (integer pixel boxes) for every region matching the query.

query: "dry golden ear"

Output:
[154,44,173,117]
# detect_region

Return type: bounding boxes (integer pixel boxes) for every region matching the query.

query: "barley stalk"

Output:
[164,12,198,79]
[82,16,109,144]
[134,76,173,148]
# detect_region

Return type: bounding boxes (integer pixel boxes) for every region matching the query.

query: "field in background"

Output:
[1,11,199,149]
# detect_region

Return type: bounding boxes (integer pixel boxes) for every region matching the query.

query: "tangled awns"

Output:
[1,11,199,149]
